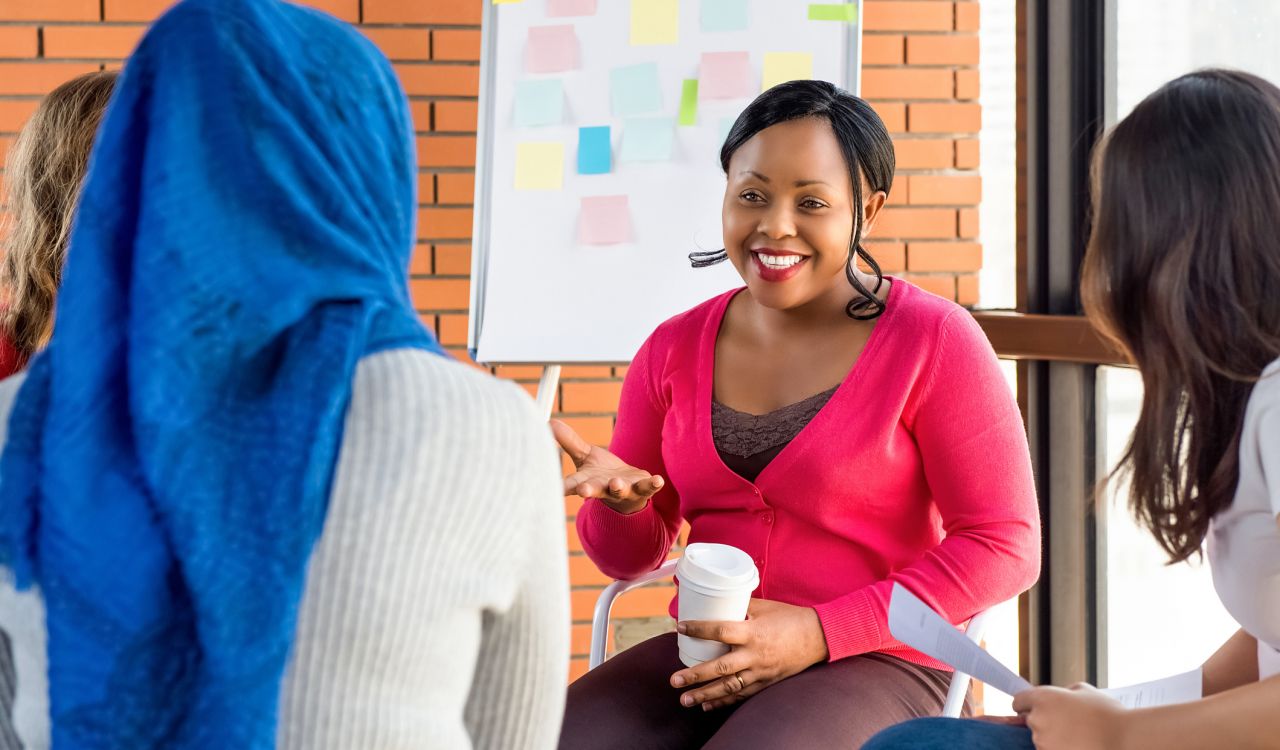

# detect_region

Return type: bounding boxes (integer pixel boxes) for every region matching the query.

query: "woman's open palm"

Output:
[550,419,664,514]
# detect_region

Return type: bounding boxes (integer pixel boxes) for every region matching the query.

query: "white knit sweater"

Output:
[0,349,569,749]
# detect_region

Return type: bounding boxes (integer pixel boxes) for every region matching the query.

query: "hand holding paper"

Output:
[888,582,1032,697]
[888,583,1202,708]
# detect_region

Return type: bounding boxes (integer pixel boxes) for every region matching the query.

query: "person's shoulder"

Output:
[887,278,969,333]
[353,348,543,438]
[1247,358,1280,443]
[877,278,990,370]
[345,349,557,521]
[1254,358,1280,405]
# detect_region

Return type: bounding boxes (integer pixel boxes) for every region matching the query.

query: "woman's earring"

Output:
[688,248,729,268]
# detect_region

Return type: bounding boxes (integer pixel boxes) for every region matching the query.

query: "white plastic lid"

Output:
[676,543,760,591]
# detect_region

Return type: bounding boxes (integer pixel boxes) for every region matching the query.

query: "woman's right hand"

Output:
[550,419,664,515]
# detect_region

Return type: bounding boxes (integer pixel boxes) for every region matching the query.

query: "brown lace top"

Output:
[711,385,839,482]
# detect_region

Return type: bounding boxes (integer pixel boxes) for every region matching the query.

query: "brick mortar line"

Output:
[3,58,128,63]
[0,20,152,26]
[361,23,481,29]
[864,98,977,103]
[862,64,981,68]
[869,99,982,104]
[0,22,479,28]
[506,382,625,387]
[894,167,982,173]
[393,60,480,67]
[864,30,977,36]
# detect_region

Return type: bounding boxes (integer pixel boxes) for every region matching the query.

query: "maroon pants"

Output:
[559,633,970,749]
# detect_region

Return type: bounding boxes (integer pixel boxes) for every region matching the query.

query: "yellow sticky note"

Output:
[514,142,565,191]
[493,0,524,4]
[761,52,814,91]
[631,0,678,46]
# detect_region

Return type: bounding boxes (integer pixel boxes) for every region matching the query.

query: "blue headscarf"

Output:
[0,0,444,746]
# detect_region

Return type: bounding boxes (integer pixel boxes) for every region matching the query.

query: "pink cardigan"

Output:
[577,280,1041,668]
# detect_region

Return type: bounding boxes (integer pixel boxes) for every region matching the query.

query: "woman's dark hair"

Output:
[691,80,896,319]
[1082,69,1280,563]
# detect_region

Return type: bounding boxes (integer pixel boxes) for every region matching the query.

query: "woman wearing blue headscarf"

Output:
[0,0,569,748]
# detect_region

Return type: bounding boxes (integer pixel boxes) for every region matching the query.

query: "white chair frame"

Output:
[588,559,991,719]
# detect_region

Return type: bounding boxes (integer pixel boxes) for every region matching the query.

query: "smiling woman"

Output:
[552,80,1043,749]
[707,81,893,321]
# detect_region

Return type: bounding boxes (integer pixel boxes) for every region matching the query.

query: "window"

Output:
[996,0,1280,692]
[1111,0,1280,123]
[978,0,1017,309]
[1096,367,1238,687]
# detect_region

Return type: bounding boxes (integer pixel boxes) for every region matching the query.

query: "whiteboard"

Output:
[470,0,863,363]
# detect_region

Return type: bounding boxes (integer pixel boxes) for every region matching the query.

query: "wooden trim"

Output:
[972,311,1129,367]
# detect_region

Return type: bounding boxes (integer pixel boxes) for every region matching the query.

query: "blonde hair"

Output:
[1,70,117,359]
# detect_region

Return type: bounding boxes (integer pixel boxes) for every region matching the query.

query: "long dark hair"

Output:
[691,80,896,320]
[1083,69,1280,563]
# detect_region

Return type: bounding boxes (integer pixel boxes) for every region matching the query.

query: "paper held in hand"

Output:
[887,583,1202,709]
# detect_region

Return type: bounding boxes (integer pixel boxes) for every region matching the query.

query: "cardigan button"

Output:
[761,513,773,524]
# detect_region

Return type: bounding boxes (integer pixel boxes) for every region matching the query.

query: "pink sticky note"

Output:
[700,51,752,100]
[527,25,578,74]
[580,195,632,245]
[548,0,597,16]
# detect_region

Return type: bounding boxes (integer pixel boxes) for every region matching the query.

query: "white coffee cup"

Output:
[675,543,760,667]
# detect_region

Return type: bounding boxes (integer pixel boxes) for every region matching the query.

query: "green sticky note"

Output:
[514,142,565,191]
[761,52,814,91]
[679,79,699,126]
[808,3,856,21]
[631,0,678,46]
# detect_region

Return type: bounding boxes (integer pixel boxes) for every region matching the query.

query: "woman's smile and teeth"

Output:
[751,249,810,281]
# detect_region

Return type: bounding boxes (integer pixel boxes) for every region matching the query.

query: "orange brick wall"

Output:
[862,0,983,303]
[0,0,982,683]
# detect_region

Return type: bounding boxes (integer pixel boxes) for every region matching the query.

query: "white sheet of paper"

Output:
[889,583,1033,697]
[1102,668,1202,709]
[890,583,1205,708]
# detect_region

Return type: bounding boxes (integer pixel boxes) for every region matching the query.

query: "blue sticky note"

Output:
[610,63,663,117]
[719,116,737,145]
[515,79,564,127]
[621,117,675,162]
[701,0,749,32]
[578,126,612,174]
